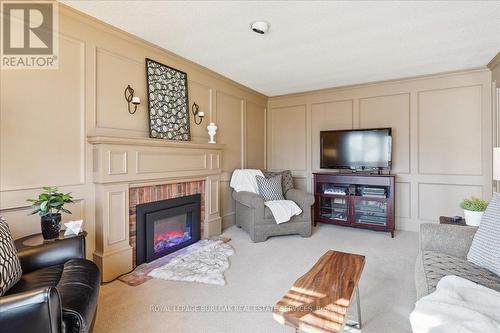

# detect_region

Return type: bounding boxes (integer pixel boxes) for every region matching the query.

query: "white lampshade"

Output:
[494,147,500,181]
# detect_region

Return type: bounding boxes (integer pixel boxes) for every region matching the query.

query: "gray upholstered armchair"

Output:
[232,187,315,243]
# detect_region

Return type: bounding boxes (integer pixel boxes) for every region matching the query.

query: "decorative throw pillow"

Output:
[256,175,285,201]
[0,216,22,295]
[262,170,294,195]
[467,193,500,276]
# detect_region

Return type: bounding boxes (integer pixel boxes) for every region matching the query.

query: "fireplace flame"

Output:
[154,230,184,243]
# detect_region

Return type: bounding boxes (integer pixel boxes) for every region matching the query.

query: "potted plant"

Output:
[459,197,488,226]
[27,186,73,240]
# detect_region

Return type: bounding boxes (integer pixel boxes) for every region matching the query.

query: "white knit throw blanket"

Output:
[148,240,234,286]
[410,275,500,333]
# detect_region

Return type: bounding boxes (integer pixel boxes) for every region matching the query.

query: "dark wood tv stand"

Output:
[313,172,395,237]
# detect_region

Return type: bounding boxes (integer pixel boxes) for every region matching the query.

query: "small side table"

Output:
[439,216,466,226]
[15,230,87,251]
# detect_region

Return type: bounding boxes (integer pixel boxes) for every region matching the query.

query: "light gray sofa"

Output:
[232,189,315,242]
[415,223,500,299]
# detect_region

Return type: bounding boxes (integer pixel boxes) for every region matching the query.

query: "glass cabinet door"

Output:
[319,196,348,222]
[354,199,388,226]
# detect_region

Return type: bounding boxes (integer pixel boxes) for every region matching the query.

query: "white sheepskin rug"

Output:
[148,240,234,286]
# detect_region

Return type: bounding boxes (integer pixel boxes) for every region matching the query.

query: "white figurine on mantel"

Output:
[207,122,217,144]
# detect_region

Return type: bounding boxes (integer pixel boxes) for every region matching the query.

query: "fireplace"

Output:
[135,194,201,265]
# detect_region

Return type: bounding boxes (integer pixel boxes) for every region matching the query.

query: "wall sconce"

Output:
[191,102,205,125]
[124,85,141,114]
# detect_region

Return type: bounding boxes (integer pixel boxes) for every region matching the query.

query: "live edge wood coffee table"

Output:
[273,250,365,333]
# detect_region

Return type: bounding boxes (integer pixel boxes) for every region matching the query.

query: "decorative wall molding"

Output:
[268,69,492,232]
[106,190,127,245]
[416,84,483,176]
[487,52,500,70]
[270,104,307,171]
[395,182,411,219]
[88,135,225,149]
[417,182,483,222]
[0,34,86,192]
[270,67,490,100]
[108,151,128,175]
[59,4,267,103]
[359,93,411,174]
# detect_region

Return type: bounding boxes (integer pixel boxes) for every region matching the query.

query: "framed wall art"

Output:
[145,58,191,141]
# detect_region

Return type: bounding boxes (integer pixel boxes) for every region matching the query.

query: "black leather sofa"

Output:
[0,233,100,333]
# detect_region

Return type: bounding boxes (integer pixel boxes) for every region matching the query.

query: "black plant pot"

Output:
[41,213,61,240]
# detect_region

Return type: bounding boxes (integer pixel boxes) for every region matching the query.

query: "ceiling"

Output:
[63,1,500,96]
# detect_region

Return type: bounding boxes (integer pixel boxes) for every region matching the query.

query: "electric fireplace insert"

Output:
[135,194,201,265]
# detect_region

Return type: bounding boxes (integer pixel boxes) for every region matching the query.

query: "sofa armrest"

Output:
[419,223,477,259]
[0,287,62,333]
[232,191,265,210]
[285,189,315,210]
[16,234,86,274]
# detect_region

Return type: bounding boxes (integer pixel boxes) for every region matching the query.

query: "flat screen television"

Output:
[320,128,392,170]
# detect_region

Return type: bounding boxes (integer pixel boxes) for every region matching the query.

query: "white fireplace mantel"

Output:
[87,135,225,281]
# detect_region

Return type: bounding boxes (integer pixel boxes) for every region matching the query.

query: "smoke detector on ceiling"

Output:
[250,21,270,35]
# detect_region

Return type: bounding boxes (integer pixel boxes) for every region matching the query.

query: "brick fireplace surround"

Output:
[129,181,205,267]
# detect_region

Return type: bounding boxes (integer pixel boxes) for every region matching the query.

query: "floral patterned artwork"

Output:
[146,58,191,141]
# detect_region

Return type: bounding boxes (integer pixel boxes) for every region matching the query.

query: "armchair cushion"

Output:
[419,250,500,296]
[0,217,22,295]
[232,191,265,210]
[262,170,294,195]
[56,258,100,333]
[1,233,99,333]
[0,286,62,333]
[419,223,477,259]
[256,175,285,201]
[4,258,100,333]
[285,189,315,210]
[6,264,63,295]
[467,192,500,276]
[17,232,85,274]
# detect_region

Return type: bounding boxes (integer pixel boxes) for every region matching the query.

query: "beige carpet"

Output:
[94,224,419,333]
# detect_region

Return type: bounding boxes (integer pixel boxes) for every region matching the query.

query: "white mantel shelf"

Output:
[87,135,225,150]
[87,134,224,185]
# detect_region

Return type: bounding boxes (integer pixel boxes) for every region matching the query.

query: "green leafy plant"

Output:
[460,197,488,212]
[27,186,73,217]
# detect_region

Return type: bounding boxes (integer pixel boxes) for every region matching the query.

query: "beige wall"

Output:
[489,52,500,192]
[490,52,500,88]
[268,69,493,232]
[0,5,267,257]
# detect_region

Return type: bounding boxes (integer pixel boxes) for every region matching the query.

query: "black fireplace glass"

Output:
[152,213,192,254]
[135,194,201,265]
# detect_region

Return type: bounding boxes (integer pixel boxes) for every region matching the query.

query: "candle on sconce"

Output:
[191,102,204,125]
[124,85,140,114]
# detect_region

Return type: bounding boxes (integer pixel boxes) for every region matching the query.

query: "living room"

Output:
[1,1,499,333]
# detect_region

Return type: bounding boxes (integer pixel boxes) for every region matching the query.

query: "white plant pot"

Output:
[463,209,484,226]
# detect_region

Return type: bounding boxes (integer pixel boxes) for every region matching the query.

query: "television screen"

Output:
[320,128,392,170]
